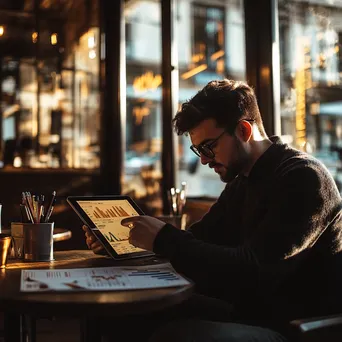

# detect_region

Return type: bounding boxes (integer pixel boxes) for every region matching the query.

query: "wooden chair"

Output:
[182,196,216,228]
[290,314,342,342]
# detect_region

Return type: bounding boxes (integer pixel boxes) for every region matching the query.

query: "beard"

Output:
[211,136,249,183]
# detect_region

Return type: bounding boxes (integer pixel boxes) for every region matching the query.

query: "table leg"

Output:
[80,317,102,342]
[25,316,36,342]
[4,313,25,342]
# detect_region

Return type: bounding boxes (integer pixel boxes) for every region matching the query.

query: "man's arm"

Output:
[153,165,342,299]
[185,186,229,242]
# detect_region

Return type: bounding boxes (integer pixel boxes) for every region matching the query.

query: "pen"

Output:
[44,191,56,223]
[22,192,35,223]
[20,204,31,223]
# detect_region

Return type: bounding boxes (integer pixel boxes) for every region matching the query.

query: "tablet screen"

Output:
[76,199,145,255]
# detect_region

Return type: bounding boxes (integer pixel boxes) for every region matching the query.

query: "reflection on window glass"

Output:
[0,0,100,169]
[123,0,163,206]
[279,0,342,191]
[176,0,246,197]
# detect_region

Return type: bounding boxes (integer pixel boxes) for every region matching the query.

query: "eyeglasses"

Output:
[190,131,226,159]
[190,119,255,159]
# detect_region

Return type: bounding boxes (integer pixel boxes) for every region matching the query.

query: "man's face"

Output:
[189,118,249,182]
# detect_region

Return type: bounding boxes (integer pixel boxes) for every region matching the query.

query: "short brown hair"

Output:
[173,79,266,136]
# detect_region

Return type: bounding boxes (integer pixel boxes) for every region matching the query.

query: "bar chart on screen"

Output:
[77,199,140,244]
[93,205,129,219]
[80,200,137,222]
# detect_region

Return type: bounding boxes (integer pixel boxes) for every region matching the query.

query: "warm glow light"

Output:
[260,66,270,79]
[32,32,38,43]
[191,53,204,63]
[295,67,306,147]
[310,102,320,115]
[50,134,60,144]
[133,106,150,125]
[181,64,207,80]
[89,50,96,59]
[13,156,22,168]
[3,104,20,118]
[133,71,162,94]
[88,35,95,48]
[0,26,4,36]
[51,33,58,45]
[211,50,224,61]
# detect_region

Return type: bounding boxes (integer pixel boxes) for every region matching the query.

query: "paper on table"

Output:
[20,263,190,292]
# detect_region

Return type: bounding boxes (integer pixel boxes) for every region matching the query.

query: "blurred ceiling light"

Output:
[211,50,224,61]
[0,26,4,36]
[88,35,95,48]
[50,135,60,144]
[216,59,225,74]
[181,64,207,80]
[133,71,162,94]
[3,104,20,118]
[89,50,96,59]
[13,156,22,168]
[191,53,204,63]
[32,32,38,43]
[51,33,58,45]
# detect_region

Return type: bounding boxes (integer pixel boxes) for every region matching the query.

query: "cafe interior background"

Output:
[0,0,342,249]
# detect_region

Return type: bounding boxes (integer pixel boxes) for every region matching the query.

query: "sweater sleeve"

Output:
[153,163,342,299]
[185,186,228,243]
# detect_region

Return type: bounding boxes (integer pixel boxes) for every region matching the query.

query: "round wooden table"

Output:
[0,250,194,342]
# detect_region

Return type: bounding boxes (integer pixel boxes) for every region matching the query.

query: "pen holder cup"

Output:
[0,234,12,268]
[23,222,54,262]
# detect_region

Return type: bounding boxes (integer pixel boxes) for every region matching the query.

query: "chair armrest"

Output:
[290,314,342,342]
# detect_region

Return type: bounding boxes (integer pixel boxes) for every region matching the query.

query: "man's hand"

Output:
[121,216,167,251]
[82,225,106,255]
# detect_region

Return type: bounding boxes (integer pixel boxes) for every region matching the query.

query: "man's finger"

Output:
[121,216,141,227]
[82,225,89,232]
[93,245,104,254]
[86,234,96,243]
[91,241,101,250]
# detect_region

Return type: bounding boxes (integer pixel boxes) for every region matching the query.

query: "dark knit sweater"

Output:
[153,137,342,334]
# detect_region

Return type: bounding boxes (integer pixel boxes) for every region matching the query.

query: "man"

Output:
[84,79,342,341]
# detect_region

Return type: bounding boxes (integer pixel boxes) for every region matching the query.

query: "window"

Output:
[175,0,246,197]
[0,0,100,168]
[123,0,163,207]
[278,0,342,190]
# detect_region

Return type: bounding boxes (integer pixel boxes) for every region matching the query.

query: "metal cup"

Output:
[23,222,54,261]
[10,222,25,259]
[0,234,12,268]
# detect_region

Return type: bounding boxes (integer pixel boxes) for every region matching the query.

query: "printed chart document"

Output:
[20,263,190,292]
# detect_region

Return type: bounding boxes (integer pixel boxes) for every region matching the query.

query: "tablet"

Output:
[67,195,154,260]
